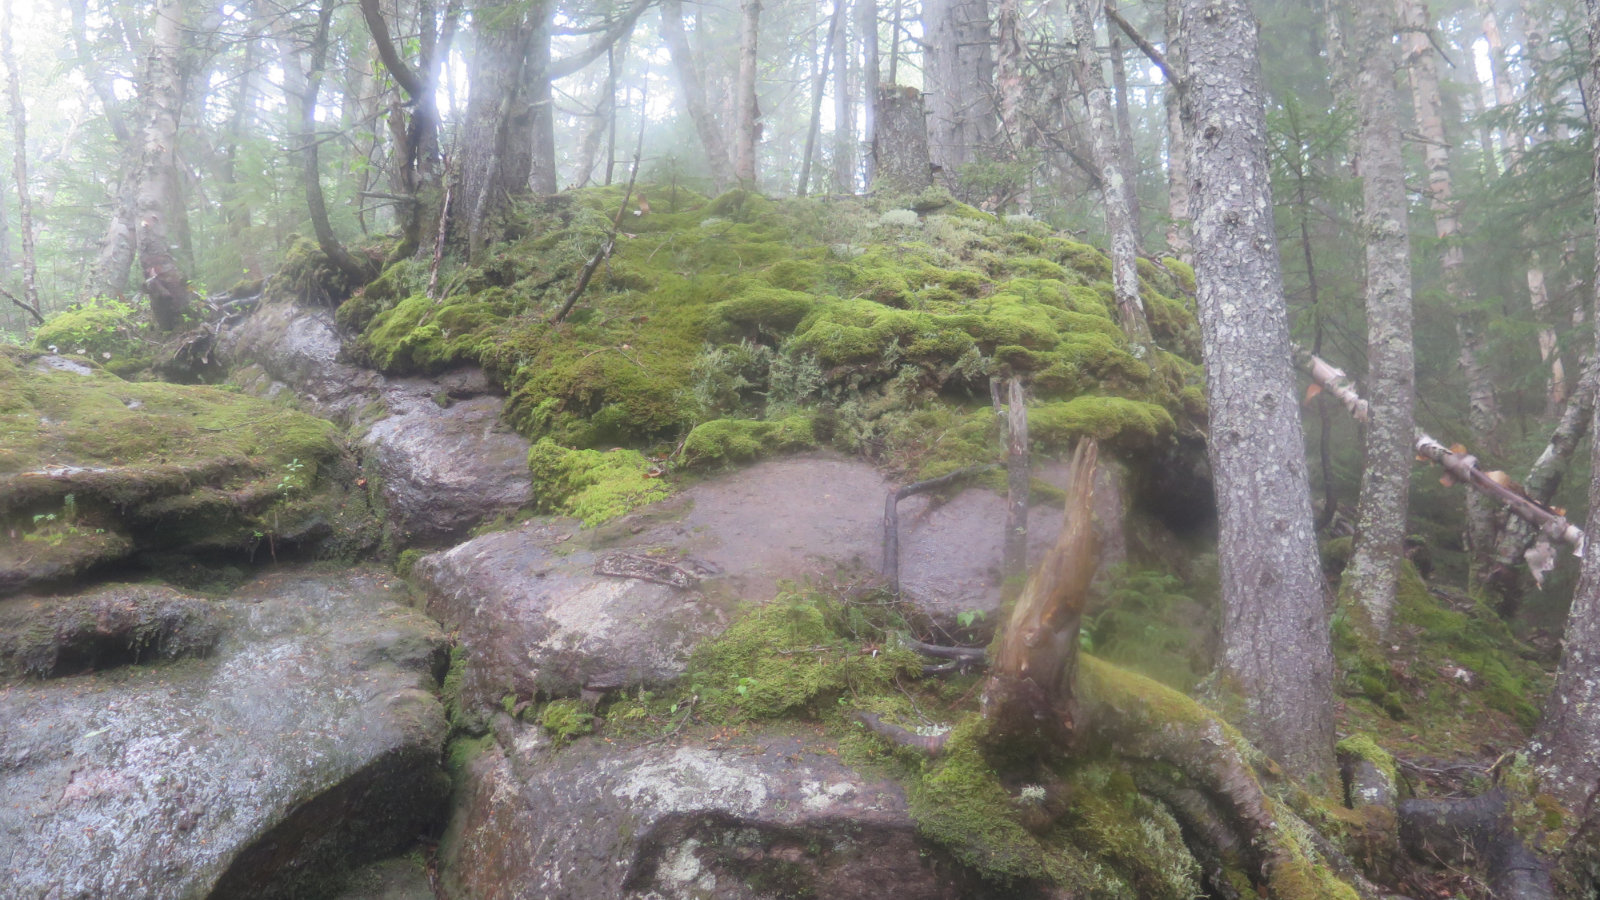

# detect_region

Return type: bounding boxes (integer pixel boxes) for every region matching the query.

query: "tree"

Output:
[734,0,762,186]
[1,0,40,325]
[662,0,734,191]
[135,0,191,332]
[1533,0,1600,816]
[923,0,996,180]
[1180,0,1336,783]
[1340,0,1414,634]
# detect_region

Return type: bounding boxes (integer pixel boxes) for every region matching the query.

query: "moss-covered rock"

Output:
[526,439,671,526]
[680,415,814,468]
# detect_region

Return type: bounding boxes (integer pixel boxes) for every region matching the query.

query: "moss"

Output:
[1334,733,1397,788]
[906,718,1049,882]
[1028,397,1175,451]
[713,288,818,335]
[680,415,814,468]
[539,698,596,741]
[682,591,922,722]
[264,234,377,307]
[525,439,670,526]
[32,297,149,370]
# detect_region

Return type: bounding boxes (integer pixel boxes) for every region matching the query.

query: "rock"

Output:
[331,857,437,900]
[415,521,727,710]
[0,569,451,899]
[362,378,533,546]
[0,584,221,677]
[439,727,1009,900]
[219,299,381,425]
[221,301,533,546]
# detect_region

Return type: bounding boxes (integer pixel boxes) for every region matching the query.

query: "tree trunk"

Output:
[997,377,1030,582]
[980,441,1096,744]
[1342,0,1415,635]
[1162,0,1190,261]
[2,0,40,323]
[1107,0,1140,235]
[1532,0,1600,807]
[922,0,996,178]
[799,8,842,198]
[832,1,854,192]
[1397,0,1500,575]
[1180,0,1337,784]
[527,8,558,197]
[135,0,190,332]
[871,86,932,194]
[1066,0,1150,345]
[281,2,377,289]
[733,0,762,187]
[858,0,879,187]
[662,0,734,191]
[457,0,537,256]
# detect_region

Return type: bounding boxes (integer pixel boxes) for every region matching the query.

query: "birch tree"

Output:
[1180,0,1336,784]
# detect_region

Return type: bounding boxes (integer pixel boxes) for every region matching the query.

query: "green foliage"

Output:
[525,439,671,525]
[539,699,596,741]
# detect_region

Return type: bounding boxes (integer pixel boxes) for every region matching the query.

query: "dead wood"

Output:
[880,463,998,595]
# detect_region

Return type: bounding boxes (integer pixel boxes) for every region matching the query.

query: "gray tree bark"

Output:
[1397,0,1500,574]
[922,0,996,176]
[858,0,879,187]
[662,0,734,191]
[832,0,854,192]
[733,0,762,187]
[1066,0,1150,345]
[135,0,190,331]
[1342,0,1415,635]
[1180,0,1336,785]
[1162,0,1190,261]
[2,0,40,323]
[871,85,932,194]
[1532,0,1600,812]
[457,0,538,257]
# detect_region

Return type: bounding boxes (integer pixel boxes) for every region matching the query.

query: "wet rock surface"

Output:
[439,726,1014,900]
[0,569,450,899]
[416,520,729,710]
[222,301,532,546]
[0,584,221,677]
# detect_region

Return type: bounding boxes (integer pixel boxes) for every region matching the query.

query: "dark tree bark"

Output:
[1343,0,1415,634]
[871,85,933,193]
[1180,0,1336,784]
[662,0,734,191]
[922,0,996,176]
[135,0,190,332]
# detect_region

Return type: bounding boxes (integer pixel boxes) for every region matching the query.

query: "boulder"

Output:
[439,727,1011,900]
[221,301,533,546]
[362,376,533,546]
[416,520,727,710]
[0,569,451,899]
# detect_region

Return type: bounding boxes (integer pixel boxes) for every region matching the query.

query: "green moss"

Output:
[713,288,818,335]
[32,298,148,370]
[683,591,922,721]
[907,718,1049,882]
[680,415,814,468]
[1028,397,1175,451]
[526,439,671,526]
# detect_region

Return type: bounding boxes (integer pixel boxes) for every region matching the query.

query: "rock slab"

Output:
[0,570,450,899]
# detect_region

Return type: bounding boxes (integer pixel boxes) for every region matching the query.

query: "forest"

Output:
[6,0,1600,897]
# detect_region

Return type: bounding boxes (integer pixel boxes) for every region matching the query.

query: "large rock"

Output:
[362,374,534,545]
[416,520,728,710]
[438,726,1013,900]
[222,301,533,546]
[0,569,451,899]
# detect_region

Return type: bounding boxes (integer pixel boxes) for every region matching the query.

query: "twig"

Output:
[0,284,42,325]
[881,464,999,595]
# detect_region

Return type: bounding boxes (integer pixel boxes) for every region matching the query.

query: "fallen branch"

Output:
[1297,347,1585,570]
[0,284,42,325]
